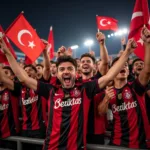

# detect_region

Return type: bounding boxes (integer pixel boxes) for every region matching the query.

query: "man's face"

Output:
[115,62,129,80]
[80,57,94,75]
[36,65,43,79]
[3,69,14,80]
[24,66,36,78]
[76,59,81,67]
[132,60,144,76]
[57,62,76,89]
[50,63,57,76]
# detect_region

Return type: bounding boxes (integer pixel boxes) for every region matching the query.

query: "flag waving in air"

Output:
[128,0,150,60]
[96,16,118,31]
[6,12,45,62]
[48,26,54,59]
[0,25,17,64]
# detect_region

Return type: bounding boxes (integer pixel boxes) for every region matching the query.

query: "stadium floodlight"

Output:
[70,45,79,58]
[84,39,94,47]
[70,45,79,50]
[107,28,129,38]
[122,28,128,34]
[114,32,118,36]
[118,30,123,36]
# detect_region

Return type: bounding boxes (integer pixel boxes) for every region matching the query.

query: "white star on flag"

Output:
[28,41,35,49]
[107,21,111,24]
[137,38,144,46]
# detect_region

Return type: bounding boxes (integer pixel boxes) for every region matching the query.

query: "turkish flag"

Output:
[0,25,17,64]
[128,0,150,60]
[6,13,45,62]
[48,26,54,59]
[96,16,118,31]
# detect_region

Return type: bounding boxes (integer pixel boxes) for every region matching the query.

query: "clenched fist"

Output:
[141,26,150,44]
[96,32,105,44]
[125,38,137,54]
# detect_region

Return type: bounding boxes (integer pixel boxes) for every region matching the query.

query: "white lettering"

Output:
[22,96,38,105]
[0,104,9,111]
[112,101,137,113]
[54,98,82,109]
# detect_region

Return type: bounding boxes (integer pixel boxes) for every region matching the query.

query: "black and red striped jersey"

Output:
[109,79,150,149]
[14,82,47,131]
[36,80,101,150]
[0,88,20,138]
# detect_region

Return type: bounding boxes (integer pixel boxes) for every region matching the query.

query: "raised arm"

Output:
[0,66,14,90]
[96,32,109,75]
[42,39,51,81]
[98,38,137,89]
[138,26,150,86]
[0,38,38,91]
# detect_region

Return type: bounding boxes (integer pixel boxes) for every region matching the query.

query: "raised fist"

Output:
[141,26,150,43]
[96,32,105,44]
[125,38,137,54]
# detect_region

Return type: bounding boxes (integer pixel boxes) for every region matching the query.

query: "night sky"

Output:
[1,0,149,58]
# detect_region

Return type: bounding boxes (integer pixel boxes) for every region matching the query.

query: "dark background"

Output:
[1,0,149,58]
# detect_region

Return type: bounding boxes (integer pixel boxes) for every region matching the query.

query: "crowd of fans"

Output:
[0,26,150,150]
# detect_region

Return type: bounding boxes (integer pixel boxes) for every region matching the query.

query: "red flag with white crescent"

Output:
[48,26,54,59]
[6,13,45,62]
[128,0,150,60]
[96,16,118,31]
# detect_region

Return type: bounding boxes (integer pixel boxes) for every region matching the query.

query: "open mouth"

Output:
[120,69,126,74]
[63,77,71,84]
[82,65,89,69]
[137,68,142,71]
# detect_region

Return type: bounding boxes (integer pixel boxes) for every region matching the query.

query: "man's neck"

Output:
[81,72,93,80]
[114,79,127,89]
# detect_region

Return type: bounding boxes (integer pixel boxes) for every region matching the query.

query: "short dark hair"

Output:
[111,57,120,67]
[56,56,77,70]
[132,58,143,67]
[36,64,44,68]
[80,53,96,63]
[24,64,37,73]
[3,66,14,75]
[50,61,57,65]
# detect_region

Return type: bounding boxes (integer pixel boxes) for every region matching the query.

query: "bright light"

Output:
[118,30,123,36]
[84,39,94,46]
[70,45,79,49]
[107,28,129,38]
[114,32,118,36]
[122,28,128,34]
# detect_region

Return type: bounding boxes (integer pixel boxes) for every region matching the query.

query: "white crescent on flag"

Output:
[100,19,107,26]
[17,29,32,46]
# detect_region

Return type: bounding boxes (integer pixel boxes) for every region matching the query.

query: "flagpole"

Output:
[96,14,100,33]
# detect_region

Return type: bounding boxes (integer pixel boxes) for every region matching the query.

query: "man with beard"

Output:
[98,26,150,149]
[80,32,109,144]
[0,35,136,149]
[0,66,20,150]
